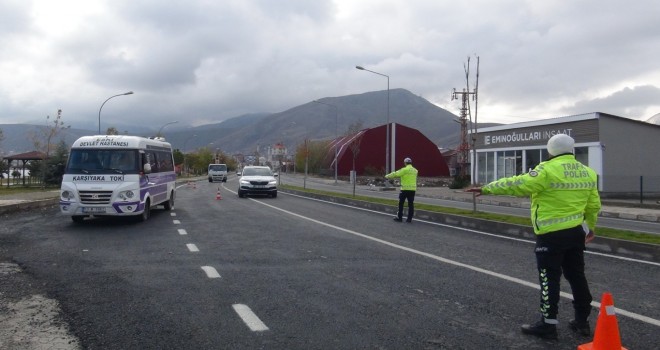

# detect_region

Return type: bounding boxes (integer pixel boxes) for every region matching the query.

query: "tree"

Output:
[106,127,119,135]
[31,141,68,185]
[0,160,8,180]
[44,141,68,185]
[213,149,238,171]
[294,139,329,174]
[193,148,214,174]
[346,120,364,134]
[30,109,70,187]
[173,149,185,167]
[349,133,364,196]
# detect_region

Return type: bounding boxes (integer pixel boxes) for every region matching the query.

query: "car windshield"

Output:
[243,168,272,176]
[209,165,226,171]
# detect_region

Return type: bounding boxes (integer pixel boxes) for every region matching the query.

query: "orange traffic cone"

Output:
[578,292,628,350]
[215,188,222,200]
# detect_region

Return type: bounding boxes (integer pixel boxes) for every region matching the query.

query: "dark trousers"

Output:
[534,225,592,323]
[397,190,416,222]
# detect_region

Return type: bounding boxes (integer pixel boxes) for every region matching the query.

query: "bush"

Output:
[448,175,471,189]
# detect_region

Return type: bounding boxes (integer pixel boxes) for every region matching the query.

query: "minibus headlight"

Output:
[61,190,75,200]
[118,190,135,200]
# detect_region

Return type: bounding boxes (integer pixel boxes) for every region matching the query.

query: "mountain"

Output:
[1,89,496,156]
[0,124,92,155]
[646,113,660,125]
[165,89,465,154]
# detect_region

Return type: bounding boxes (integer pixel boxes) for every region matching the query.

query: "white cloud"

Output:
[1,0,659,130]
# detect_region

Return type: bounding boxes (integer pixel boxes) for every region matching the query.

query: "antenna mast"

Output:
[451,56,479,181]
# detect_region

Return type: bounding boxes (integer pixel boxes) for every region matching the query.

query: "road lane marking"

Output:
[173,220,181,224]
[252,197,660,328]
[178,229,188,235]
[232,304,269,332]
[201,266,221,279]
[170,212,176,216]
[187,244,199,252]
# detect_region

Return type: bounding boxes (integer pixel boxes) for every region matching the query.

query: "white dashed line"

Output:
[177,229,188,235]
[187,244,199,252]
[201,266,221,279]
[232,304,269,332]
[170,212,177,216]
[173,220,181,224]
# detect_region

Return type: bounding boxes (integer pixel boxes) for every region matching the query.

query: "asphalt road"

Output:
[279,174,660,235]
[0,178,658,349]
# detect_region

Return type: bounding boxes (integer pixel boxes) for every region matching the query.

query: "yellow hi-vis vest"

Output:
[481,154,601,235]
[385,164,418,191]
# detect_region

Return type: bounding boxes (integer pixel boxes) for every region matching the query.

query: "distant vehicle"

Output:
[208,163,227,182]
[238,166,277,198]
[59,135,176,223]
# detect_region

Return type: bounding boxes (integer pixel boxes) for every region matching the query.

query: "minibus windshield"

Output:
[66,149,139,174]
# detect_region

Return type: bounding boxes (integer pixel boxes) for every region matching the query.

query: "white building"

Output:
[470,112,660,198]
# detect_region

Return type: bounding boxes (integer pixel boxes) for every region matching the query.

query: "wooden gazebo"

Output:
[3,151,46,187]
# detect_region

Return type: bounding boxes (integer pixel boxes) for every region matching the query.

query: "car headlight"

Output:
[268,180,277,185]
[118,190,135,200]
[240,180,250,185]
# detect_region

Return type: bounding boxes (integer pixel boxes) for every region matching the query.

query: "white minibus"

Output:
[60,135,176,222]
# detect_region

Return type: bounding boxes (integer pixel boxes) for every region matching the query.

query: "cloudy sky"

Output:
[2,0,660,131]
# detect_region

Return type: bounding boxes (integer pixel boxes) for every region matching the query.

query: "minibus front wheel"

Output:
[140,199,151,222]
[164,191,175,210]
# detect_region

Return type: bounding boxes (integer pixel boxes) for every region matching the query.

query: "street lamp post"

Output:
[313,100,339,184]
[98,91,134,134]
[157,121,179,137]
[356,65,390,173]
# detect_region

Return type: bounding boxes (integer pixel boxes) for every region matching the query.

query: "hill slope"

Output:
[2,89,493,155]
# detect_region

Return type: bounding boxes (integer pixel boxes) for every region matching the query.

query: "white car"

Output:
[238,166,277,198]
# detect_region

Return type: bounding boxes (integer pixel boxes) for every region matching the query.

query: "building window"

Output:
[575,147,588,165]
[486,152,494,182]
[525,149,541,172]
[497,151,505,179]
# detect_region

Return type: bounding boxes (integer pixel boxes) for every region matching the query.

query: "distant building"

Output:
[471,112,660,197]
[266,142,287,168]
[327,123,450,177]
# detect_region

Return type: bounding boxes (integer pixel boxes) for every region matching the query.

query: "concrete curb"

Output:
[0,198,60,215]
[423,194,660,223]
[283,189,660,263]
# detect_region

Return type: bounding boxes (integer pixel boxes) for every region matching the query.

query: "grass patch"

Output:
[281,184,660,245]
[0,186,58,196]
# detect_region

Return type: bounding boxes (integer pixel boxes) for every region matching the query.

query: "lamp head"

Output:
[356,66,365,70]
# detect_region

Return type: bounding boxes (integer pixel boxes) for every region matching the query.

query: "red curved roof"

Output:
[328,123,449,177]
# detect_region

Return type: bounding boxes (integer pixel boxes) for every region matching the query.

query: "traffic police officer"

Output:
[467,133,601,339]
[385,157,418,223]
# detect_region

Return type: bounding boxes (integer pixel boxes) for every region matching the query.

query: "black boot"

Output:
[521,319,558,339]
[393,217,403,222]
[568,319,590,336]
